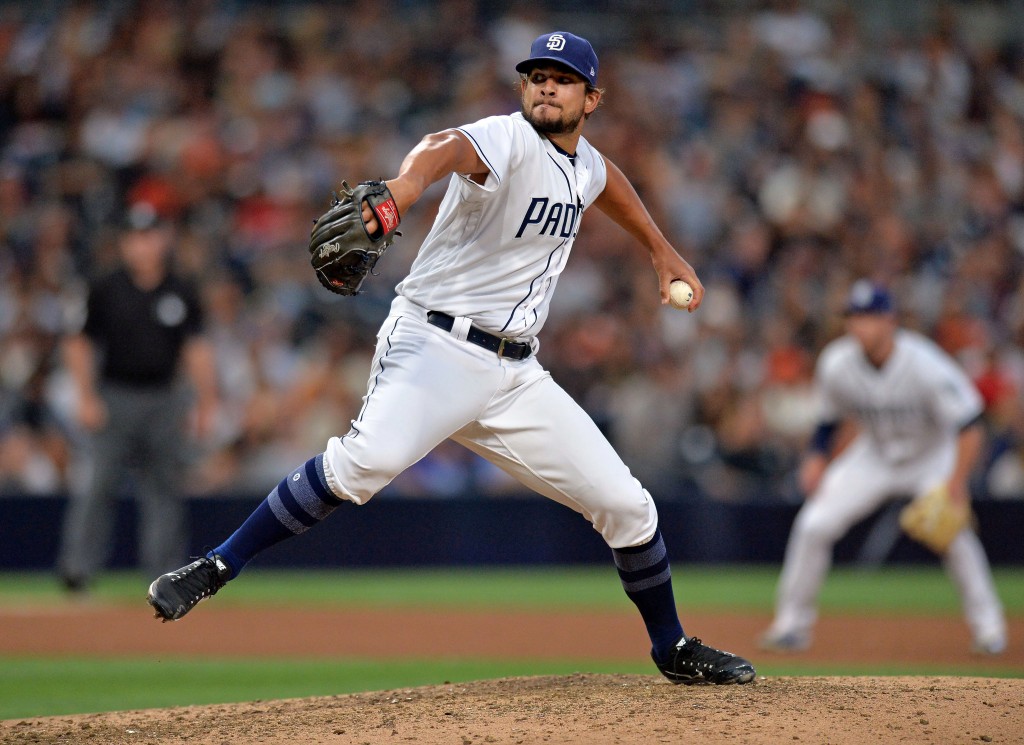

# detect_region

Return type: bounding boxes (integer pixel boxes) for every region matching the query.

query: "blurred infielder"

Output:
[761,281,1007,655]
[148,31,756,685]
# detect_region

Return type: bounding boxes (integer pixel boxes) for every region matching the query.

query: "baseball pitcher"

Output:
[148,31,756,686]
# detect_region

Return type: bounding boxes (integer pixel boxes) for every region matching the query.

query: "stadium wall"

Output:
[2,493,1022,570]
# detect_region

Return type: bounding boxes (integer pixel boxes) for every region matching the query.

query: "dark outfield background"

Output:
[4,492,1023,570]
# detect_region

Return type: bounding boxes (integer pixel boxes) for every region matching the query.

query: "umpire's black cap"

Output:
[844,280,894,315]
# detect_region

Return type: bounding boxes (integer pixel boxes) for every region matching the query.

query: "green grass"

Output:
[2,565,1022,613]
[0,657,652,720]
[1,565,1022,720]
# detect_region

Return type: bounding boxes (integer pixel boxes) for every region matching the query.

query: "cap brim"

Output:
[515,57,592,83]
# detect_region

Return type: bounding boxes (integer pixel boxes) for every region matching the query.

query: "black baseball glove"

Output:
[308,180,401,295]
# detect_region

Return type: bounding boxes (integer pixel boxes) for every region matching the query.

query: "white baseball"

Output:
[669,280,694,309]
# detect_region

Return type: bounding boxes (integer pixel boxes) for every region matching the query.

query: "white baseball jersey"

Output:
[396,112,608,339]
[815,329,982,464]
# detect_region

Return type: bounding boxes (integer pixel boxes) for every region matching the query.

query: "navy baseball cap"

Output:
[516,31,599,87]
[843,280,894,315]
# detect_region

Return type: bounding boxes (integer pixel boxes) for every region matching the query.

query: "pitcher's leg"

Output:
[457,369,656,548]
[458,373,669,645]
[149,318,501,620]
[459,370,753,683]
[944,528,1007,653]
[210,453,343,577]
[609,529,681,656]
[324,318,504,503]
[218,321,495,576]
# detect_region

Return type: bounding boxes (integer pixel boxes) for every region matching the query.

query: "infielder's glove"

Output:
[898,483,971,555]
[308,180,401,295]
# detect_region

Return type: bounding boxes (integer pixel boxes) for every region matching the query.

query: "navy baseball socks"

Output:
[613,531,756,685]
[612,530,684,658]
[148,454,342,621]
[212,454,344,576]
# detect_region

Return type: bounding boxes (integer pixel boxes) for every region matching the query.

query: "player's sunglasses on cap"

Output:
[843,279,894,315]
[516,31,599,87]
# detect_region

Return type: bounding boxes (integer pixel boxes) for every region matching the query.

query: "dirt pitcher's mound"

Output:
[3,674,1022,745]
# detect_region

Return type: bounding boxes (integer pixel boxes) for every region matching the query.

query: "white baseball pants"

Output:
[321,297,659,549]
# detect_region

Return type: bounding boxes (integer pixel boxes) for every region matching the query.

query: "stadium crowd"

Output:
[1,0,1023,504]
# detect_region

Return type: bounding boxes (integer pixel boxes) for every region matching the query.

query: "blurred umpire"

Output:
[57,202,218,592]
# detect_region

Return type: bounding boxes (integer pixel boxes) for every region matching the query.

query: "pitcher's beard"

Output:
[523,103,583,135]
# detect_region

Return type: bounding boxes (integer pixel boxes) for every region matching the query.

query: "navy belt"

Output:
[426,311,532,360]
